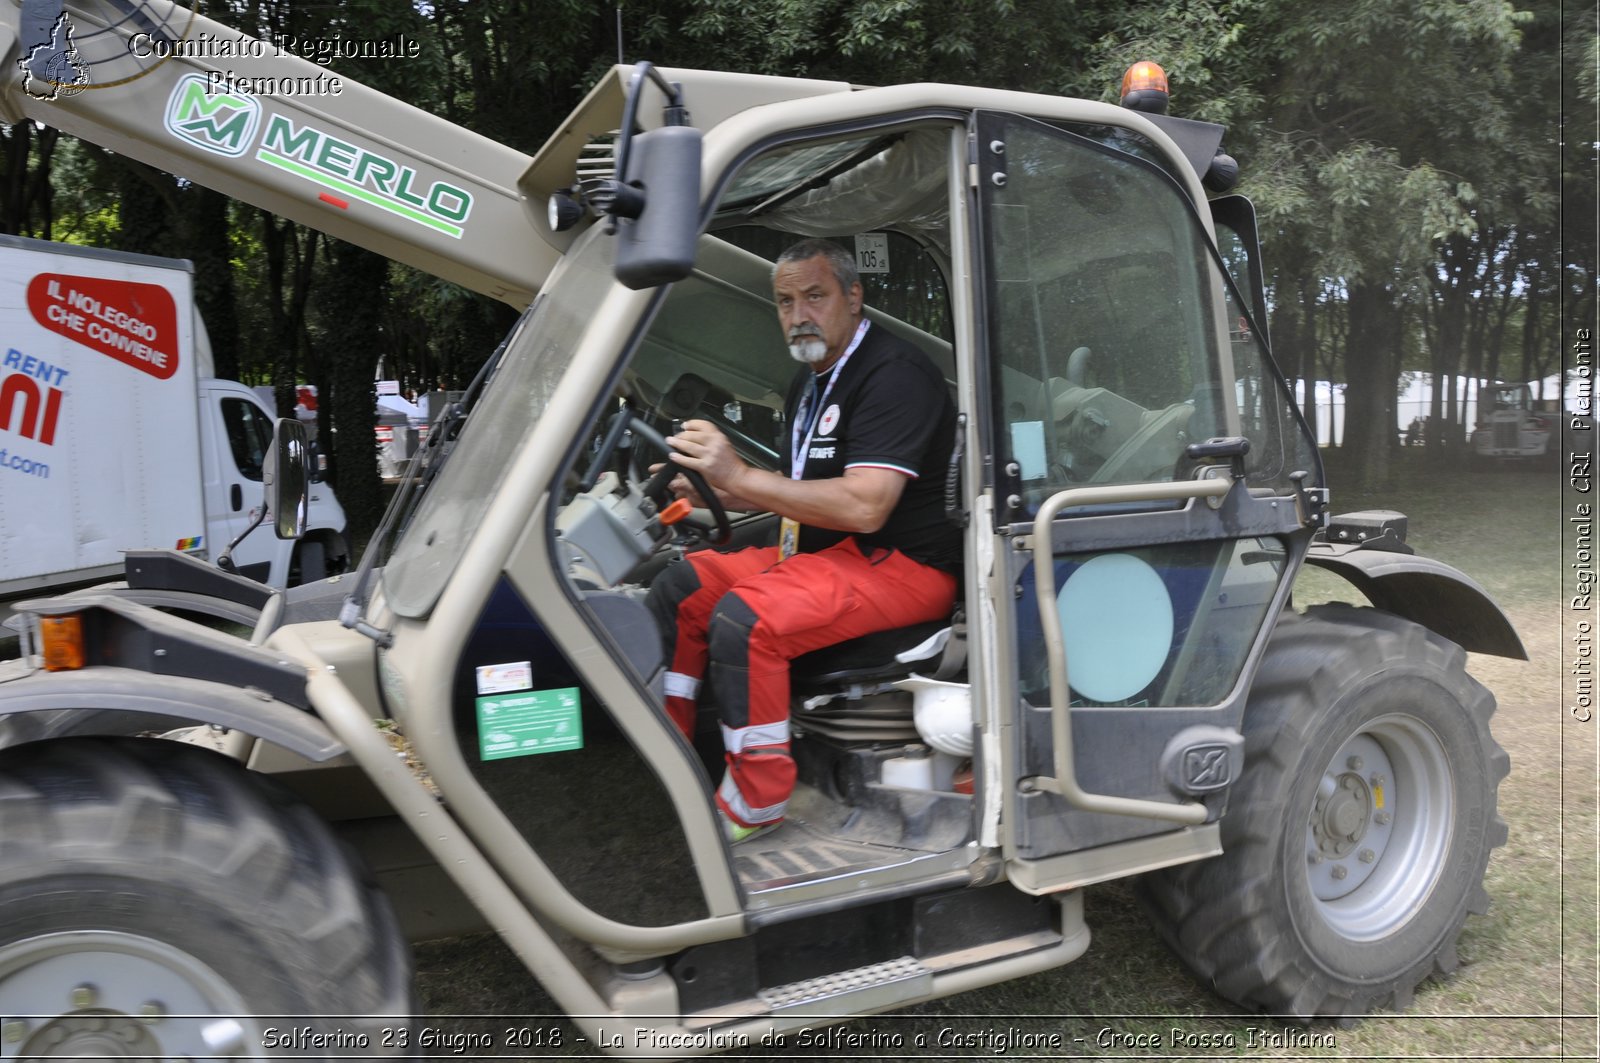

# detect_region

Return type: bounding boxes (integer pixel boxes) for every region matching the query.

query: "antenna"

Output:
[615,5,624,65]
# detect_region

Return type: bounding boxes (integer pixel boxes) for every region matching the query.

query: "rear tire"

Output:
[0,708,192,751]
[1140,604,1509,1019]
[0,737,416,1056]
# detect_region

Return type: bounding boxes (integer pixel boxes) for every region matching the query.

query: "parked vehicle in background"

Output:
[0,236,348,597]
[1471,381,1553,464]
[376,391,429,480]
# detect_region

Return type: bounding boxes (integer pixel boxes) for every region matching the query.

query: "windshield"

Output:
[382,231,618,617]
[1487,386,1531,412]
[720,136,892,211]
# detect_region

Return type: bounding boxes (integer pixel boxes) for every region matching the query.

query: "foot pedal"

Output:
[759,956,931,1016]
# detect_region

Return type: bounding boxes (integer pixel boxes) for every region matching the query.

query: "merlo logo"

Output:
[163,73,260,157]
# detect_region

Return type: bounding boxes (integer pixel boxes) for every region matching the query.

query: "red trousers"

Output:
[658,539,956,827]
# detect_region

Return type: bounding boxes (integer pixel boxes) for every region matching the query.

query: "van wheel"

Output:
[0,738,416,1055]
[1139,605,1508,1019]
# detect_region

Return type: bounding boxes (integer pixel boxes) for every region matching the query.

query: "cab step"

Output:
[759,956,931,1016]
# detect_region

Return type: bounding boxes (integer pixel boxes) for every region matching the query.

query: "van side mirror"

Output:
[264,418,309,540]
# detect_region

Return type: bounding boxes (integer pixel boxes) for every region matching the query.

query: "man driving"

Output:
[646,238,960,843]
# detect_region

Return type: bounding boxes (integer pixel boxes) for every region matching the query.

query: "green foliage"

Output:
[0,0,1574,481]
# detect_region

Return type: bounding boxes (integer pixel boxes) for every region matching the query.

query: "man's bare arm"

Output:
[666,419,907,533]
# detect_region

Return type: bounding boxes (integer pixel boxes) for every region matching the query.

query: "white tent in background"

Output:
[1293,373,1584,448]
[376,393,424,420]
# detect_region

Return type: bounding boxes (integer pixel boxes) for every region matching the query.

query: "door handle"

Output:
[231,484,243,511]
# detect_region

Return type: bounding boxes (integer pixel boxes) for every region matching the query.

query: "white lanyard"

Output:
[790,319,869,480]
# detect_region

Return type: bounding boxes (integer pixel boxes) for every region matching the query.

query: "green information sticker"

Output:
[476,687,583,760]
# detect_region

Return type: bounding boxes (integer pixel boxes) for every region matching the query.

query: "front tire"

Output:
[1140,604,1509,1019]
[0,737,416,1056]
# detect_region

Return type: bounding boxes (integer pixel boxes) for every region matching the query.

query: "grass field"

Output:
[414,451,1595,1061]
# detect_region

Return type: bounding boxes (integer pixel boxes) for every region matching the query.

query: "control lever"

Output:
[1288,470,1324,528]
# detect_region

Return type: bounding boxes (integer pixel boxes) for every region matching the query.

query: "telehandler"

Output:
[0,3,1522,1056]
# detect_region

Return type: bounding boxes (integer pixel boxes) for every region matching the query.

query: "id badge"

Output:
[779,517,800,560]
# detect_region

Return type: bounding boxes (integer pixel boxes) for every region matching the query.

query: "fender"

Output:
[0,665,344,759]
[1304,543,1526,659]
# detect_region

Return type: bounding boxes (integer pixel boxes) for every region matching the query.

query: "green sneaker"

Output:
[721,813,781,845]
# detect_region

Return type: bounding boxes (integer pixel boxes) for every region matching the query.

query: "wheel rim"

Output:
[0,931,263,1057]
[1304,713,1454,941]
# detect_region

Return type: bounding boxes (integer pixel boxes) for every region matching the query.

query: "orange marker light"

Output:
[38,614,86,672]
[1120,61,1170,114]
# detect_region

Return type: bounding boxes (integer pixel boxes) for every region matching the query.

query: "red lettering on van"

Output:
[0,372,62,445]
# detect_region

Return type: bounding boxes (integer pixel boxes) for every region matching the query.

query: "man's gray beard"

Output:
[788,337,827,364]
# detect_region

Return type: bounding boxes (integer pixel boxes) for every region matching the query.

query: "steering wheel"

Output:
[609,411,733,546]
[1090,402,1194,484]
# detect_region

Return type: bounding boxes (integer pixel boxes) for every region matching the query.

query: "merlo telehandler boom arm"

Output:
[0,1,556,306]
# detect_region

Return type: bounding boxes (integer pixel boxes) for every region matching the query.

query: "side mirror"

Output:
[264,418,309,540]
[614,124,703,290]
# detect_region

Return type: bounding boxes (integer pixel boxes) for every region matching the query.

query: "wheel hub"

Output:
[1312,772,1373,857]
[15,1011,161,1057]
[1303,715,1455,940]
[0,931,257,1058]
[1306,733,1397,902]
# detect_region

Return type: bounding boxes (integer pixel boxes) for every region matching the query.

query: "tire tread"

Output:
[0,737,415,1038]
[1138,605,1509,1020]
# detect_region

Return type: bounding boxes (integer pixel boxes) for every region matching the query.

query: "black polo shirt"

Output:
[783,321,961,571]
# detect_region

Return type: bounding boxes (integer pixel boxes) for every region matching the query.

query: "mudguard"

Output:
[1304,543,1526,659]
[0,663,344,759]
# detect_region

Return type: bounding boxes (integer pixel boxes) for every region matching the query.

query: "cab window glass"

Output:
[574,124,959,491]
[979,112,1317,511]
[982,114,1224,505]
[1017,537,1287,709]
[222,398,271,481]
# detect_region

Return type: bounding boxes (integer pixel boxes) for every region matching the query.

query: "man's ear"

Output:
[849,282,863,314]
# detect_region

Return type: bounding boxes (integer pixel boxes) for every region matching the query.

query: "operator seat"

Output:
[788,613,964,696]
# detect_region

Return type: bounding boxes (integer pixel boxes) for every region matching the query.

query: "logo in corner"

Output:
[164,73,261,157]
[19,8,89,100]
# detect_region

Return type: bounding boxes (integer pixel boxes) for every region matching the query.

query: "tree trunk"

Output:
[321,239,389,552]
[1342,281,1399,484]
[113,162,171,256]
[0,122,57,237]
[182,188,241,380]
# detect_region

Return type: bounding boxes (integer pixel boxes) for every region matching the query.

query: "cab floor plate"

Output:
[732,815,925,891]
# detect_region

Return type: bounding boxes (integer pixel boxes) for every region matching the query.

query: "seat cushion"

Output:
[790,619,949,692]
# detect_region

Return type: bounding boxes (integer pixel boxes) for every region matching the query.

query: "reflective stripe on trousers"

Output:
[650,539,955,828]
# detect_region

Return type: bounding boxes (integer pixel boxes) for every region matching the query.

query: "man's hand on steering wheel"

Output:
[662,420,758,510]
[626,415,733,546]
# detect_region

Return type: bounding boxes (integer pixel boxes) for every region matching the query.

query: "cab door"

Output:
[198,381,280,584]
[969,110,1317,892]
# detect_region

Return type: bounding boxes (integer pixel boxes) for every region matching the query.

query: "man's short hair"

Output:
[775,238,860,295]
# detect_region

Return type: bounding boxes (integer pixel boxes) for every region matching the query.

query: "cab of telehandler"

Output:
[339,62,1514,1033]
[369,85,1319,933]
